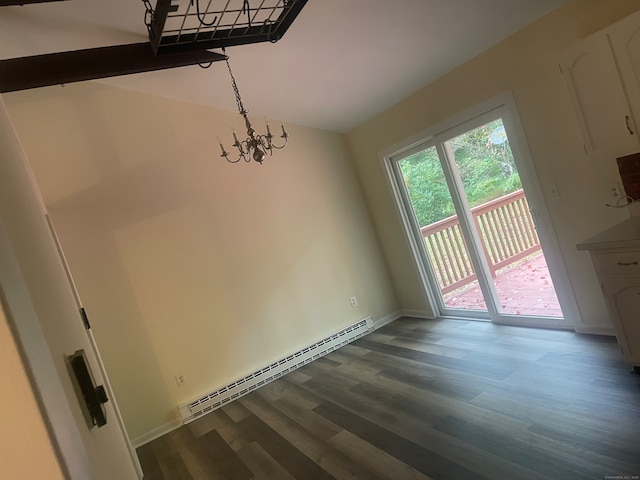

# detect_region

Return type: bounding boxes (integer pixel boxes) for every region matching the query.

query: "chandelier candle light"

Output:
[219,55,288,164]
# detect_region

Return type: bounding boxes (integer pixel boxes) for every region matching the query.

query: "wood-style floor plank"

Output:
[240,392,378,480]
[432,414,602,479]
[137,443,166,480]
[313,401,487,480]
[327,430,434,480]
[138,317,640,479]
[156,451,194,480]
[235,442,296,480]
[235,414,335,480]
[272,393,342,441]
[295,355,549,480]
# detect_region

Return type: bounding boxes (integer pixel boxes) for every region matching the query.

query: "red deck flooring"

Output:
[442,252,563,317]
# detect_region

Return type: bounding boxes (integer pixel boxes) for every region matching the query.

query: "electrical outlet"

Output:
[608,182,623,203]
[349,296,358,308]
[174,374,186,387]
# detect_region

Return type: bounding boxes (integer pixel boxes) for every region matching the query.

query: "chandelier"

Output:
[218,55,288,164]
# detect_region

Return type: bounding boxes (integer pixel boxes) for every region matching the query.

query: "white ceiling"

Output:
[0,0,567,132]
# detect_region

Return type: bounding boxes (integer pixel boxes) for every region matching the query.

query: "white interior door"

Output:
[0,95,142,479]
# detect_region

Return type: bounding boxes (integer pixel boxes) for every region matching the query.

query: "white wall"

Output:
[346,0,640,333]
[4,82,398,440]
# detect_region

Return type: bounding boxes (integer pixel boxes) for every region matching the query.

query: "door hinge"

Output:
[80,307,91,330]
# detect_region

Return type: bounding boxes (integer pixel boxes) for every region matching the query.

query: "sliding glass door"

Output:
[389,103,565,325]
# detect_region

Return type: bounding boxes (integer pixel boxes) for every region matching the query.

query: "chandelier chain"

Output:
[225,56,247,115]
[141,0,154,36]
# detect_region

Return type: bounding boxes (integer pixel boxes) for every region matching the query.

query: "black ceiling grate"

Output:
[149,0,308,55]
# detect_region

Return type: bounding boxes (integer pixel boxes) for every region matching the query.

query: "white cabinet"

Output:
[599,275,640,365]
[591,250,640,367]
[609,11,640,126]
[559,10,640,161]
[578,218,640,369]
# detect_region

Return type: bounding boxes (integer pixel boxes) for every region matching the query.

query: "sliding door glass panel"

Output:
[398,145,487,312]
[444,119,562,317]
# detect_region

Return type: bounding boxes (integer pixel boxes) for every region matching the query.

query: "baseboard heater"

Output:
[179,316,374,424]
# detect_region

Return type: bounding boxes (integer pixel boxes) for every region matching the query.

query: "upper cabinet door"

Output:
[559,32,639,161]
[609,10,640,135]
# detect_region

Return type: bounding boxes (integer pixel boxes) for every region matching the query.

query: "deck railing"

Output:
[420,189,540,294]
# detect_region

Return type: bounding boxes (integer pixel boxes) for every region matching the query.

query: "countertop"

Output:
[577,216,640,251]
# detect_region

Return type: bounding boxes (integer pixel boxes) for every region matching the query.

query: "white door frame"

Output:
[45,214,143,477]
[381,91,580,329]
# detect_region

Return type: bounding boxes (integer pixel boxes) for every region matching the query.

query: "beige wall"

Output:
[4,82,397,440]
[346,0,640,332]
[0,300,64,480]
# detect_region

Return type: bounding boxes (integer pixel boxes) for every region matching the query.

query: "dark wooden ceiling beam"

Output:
[0,0,66,5]
[0,43,226,93]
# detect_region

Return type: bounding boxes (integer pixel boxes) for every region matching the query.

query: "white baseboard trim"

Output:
[131,418,182,448]
[573,324,615,336]
[400,309,435,320]
[374,311,402,329]
[492,317,574,331]
[372,309,438,329]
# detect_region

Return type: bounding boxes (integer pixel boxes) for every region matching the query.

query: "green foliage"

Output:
[400,119,522,227]
[400,147,455,227]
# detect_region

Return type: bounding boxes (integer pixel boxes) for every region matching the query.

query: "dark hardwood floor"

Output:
[137,317,640,479]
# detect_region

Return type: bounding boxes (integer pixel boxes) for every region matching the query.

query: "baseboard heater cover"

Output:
[179,316,374,424]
